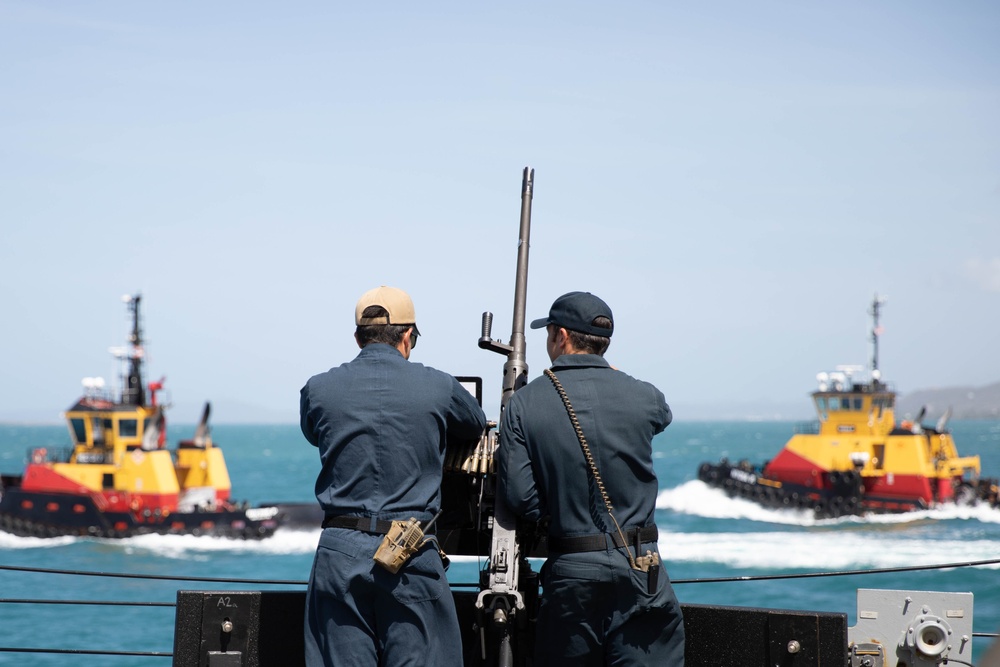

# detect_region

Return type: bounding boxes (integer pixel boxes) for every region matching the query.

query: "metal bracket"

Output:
[848,589,974,667]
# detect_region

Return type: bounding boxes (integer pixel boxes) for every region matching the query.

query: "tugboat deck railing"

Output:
[792,421,820,435]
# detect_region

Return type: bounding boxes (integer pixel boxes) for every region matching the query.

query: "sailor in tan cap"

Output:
[300,285,486,667]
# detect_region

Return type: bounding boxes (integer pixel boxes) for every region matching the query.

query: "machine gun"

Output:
[437,167,542,666]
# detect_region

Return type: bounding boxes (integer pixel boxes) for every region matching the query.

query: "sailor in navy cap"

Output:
[500,290,685,666]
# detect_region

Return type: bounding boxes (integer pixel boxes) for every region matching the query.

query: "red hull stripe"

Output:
[764,449,939,505]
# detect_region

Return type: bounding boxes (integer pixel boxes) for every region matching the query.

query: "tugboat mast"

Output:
[122,294,146,407]
[869,293,886,383]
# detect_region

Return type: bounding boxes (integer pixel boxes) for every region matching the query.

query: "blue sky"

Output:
[1,1,997,424]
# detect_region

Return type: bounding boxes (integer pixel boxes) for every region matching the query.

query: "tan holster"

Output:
[373,518,426,574]
[635,549,661,572]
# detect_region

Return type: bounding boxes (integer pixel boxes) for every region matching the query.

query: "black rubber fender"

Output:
[827,497,844,518]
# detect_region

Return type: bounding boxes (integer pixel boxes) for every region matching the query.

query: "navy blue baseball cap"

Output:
[530,291,614,337]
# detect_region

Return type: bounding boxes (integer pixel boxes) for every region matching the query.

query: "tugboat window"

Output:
[119,419,138,438]
[853,398,863,411]
[70,418,86,444]
[829,397,841,411]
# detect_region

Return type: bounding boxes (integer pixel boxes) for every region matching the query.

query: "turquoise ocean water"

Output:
[2,419,999,665]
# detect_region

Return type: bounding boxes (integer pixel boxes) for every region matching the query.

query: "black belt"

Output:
[547,525,658,554]
[322,515,395,535]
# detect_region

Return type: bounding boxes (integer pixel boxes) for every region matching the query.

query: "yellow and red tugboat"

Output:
[698,295,1000,518]
[0,294,318,539]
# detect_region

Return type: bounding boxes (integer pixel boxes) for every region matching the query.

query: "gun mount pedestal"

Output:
[173,589,852,666]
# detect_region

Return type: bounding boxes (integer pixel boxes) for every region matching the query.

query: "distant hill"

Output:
[673,382,1000,423]
[897,381,1000,420]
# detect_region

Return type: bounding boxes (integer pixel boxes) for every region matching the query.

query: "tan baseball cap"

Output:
[355,286,421,335]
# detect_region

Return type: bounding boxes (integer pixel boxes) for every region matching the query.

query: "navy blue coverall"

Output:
[300,343,487,667]
[499,353,685,666]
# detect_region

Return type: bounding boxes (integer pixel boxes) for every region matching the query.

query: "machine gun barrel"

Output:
[479,167,534,375]
[501,167,533,408]
[478,167,533,402]
[474,166,537,667]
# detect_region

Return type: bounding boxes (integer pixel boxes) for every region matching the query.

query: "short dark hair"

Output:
[565,316,612,355]
[356,306,411,347]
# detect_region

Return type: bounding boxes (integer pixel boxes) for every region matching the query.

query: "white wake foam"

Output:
[658,480,1000,526]
[661,530,1000,571]
[658,480,816,525]
[0,527,321,556]
[119,528,322,559]
[0,531,76,549]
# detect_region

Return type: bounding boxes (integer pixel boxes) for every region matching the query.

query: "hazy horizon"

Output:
[6,379,998,427]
